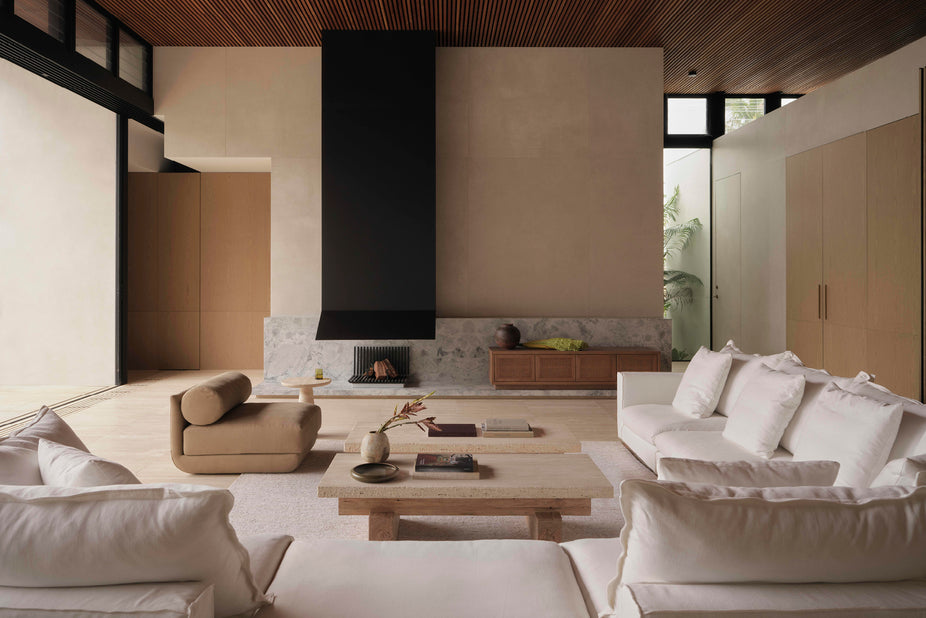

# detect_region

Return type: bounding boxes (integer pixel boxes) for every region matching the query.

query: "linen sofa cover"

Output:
[0,582,214,618]
[653,430,791,463]
[259,539,590,618]
[0,484,267,618]
[615,581,926,617]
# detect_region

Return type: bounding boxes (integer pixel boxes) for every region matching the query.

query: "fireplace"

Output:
[348,346,410,387]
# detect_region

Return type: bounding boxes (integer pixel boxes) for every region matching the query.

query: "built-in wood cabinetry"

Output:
[127,173,270,370]
[489,347,660,389]
[786,116,921,398]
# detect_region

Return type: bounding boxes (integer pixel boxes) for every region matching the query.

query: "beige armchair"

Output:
[170,372,321,474]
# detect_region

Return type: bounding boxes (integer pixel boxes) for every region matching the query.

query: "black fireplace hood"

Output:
[316,30,436,341]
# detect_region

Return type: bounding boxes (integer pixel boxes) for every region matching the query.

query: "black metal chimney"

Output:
[317,30,436,340]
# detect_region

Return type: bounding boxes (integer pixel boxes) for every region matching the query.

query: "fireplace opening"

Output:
[348,346,410,387]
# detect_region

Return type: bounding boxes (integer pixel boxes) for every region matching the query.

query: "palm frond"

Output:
[663,217,702,260]
[663,185,680,227]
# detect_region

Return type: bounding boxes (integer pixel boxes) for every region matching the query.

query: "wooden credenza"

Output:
[489,347,660,390]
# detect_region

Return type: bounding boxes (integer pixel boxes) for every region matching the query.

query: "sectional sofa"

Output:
[618,342,926,489]
[3,352,926,618]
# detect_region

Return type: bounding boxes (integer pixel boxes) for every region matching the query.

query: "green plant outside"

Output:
[663,184,703,321]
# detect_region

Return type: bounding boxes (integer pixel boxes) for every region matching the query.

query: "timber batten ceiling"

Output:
[93,0,926,94]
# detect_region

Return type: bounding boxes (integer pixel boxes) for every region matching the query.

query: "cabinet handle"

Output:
[824,284,828,320]
[818,284,822,319]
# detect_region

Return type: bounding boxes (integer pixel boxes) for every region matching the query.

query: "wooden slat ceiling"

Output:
[95,0,926,93]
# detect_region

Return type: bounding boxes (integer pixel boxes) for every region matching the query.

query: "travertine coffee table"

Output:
[317,453,613,541]
[343,421,581,454]
[280,377,331,404]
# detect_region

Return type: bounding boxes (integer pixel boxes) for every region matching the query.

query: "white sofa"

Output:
[4,481,926,618]
[617,355,926,487]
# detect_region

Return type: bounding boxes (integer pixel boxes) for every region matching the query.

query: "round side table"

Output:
[280,377,332,404]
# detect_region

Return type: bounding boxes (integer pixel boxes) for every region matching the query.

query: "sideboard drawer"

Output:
[493,355,534,382]
[576,354,615,381]
[618,354,659,372]
[535,355,576,381]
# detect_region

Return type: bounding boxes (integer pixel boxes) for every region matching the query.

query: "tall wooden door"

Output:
[786,150,823,368]
[866,115,922,399]
[821,133,868,378]
[712,173,742,350]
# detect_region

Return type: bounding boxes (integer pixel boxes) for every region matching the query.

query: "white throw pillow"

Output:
[776,361,857,453]
[871,454,926,487]
[657,457,839,487]
[715,342,803,416]
[608,480,926,609]
[722,365,805,458]
[844,374,926,461]
[791,383,903,487]
[0,406,88,485]
[672,347,732,418]
[38,439,140,487]
[0,484,267,618]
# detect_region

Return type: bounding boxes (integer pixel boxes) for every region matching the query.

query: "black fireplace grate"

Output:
[348,346,409,385]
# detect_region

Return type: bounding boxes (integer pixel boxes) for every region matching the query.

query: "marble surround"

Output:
[258,316,671,397]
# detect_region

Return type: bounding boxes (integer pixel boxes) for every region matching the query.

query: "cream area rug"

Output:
[228,440,654,542]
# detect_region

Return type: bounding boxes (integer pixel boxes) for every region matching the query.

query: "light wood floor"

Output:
[0,385,108,424]
[46,371,620,489]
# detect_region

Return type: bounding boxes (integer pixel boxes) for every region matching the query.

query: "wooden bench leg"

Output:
[528,511,562,542]
[369,512,399,541]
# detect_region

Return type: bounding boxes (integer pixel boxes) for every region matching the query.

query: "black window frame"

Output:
[0,0,155,119]
[665,92,803,148]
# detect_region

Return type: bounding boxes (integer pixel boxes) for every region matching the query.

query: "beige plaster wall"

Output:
[155,46,664,318]
[436,48,664,317]
[712,34,926,354]
[0,59,116,385]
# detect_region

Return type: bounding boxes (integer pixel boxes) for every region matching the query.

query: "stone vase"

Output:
[494,323,521,349]
[360,431,390,463]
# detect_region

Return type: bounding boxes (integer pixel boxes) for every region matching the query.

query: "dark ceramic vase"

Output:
[494,323,521,349]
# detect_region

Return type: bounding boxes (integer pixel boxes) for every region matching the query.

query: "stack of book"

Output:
[413,453,479,479]
[481,418,534,438]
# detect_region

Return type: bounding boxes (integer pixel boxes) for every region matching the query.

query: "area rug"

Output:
[228,440,653,542]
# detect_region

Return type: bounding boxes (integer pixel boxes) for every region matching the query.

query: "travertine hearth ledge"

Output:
[262,315,671,397]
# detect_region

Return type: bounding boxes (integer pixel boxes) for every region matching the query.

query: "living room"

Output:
[2,1,926,616]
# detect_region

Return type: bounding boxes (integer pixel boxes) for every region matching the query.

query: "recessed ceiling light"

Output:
[687,70,697,77]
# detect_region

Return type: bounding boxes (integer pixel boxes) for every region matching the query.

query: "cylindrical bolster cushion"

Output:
[181,372,252,425]
[608,480,926,608]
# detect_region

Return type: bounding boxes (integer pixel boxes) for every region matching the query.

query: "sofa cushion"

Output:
[775,360,853,453]
[620,404,726,443]
[872,455,926,487]
[181,371,253,426]
[656,458,839,487]
[240,534,293,594]
[715,340,801,416]
[0,582,214,618]
[722,365,805,458]
[617,581,926,618]
[0,484,267,618]
[792,383,903,487]
[672,347,732,418]
[262,539,589,618]
[38,439,140,487]
[653,430,791,463]
[610,480,926,606]
[0,406,88,485]
[561,537,622,618]
[845,374,926,461]
[183,402,320,456]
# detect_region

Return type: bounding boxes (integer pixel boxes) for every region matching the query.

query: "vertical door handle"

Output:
[824,284,828,320]
[817,284,822,319]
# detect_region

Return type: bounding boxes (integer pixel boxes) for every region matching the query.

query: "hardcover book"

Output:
[413,453,479,479]
[428,423,478,438]
[482,418,532,433]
